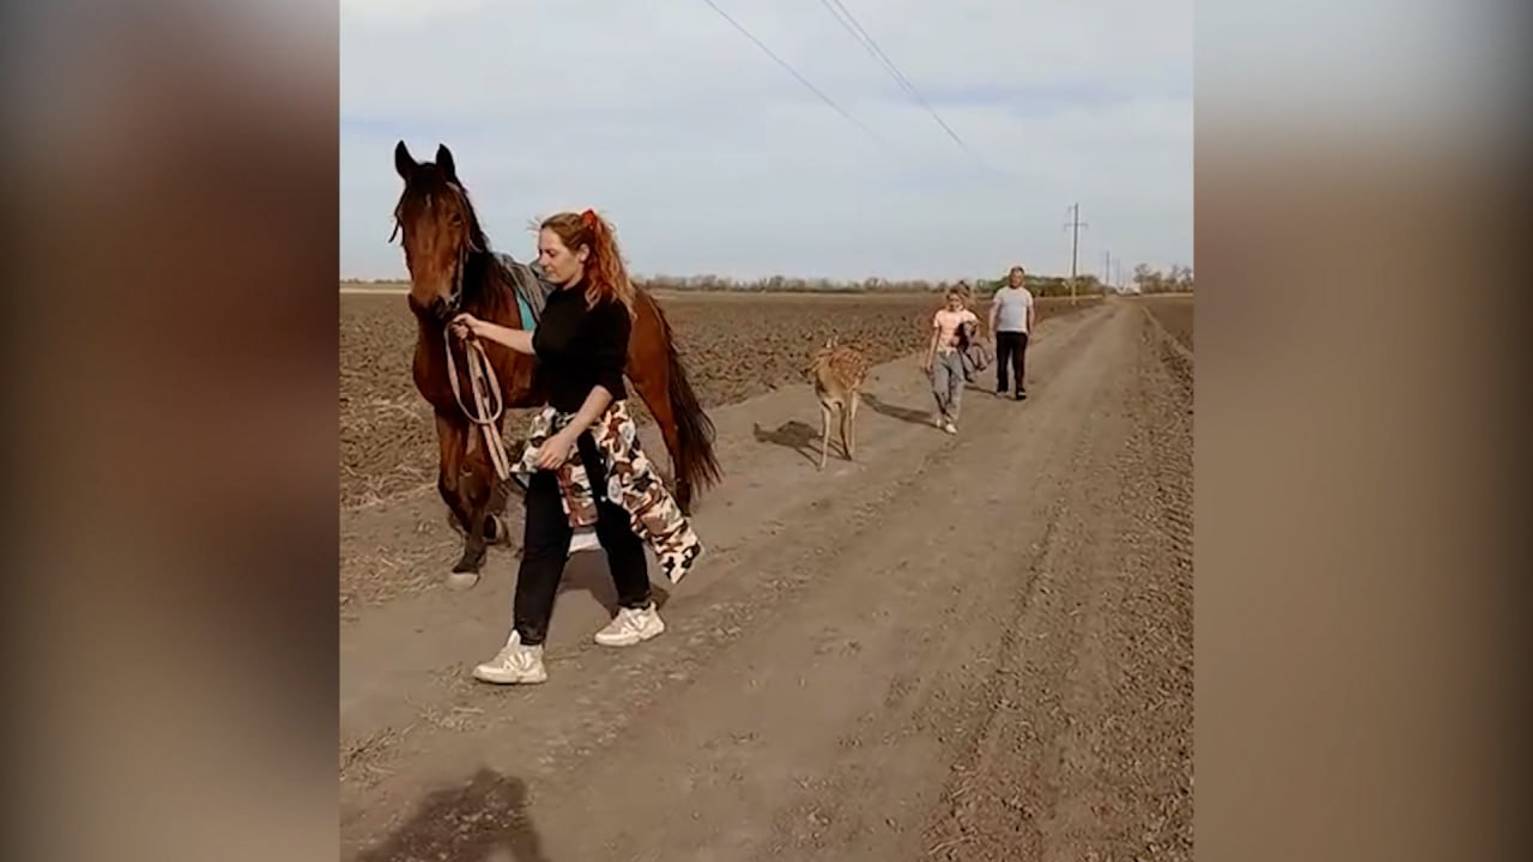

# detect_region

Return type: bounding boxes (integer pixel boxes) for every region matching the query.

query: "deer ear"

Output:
[394,141,417,180]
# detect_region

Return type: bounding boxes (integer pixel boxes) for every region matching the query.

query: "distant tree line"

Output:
[342,267,1188,295]
[1131,264,1194,294]
[967,273,1110,299]
[635,272,1115,297]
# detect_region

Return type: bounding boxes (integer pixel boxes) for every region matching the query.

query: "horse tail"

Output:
[654,302,722,494]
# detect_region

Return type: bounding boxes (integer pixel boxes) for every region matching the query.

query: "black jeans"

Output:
[513,432,652,646]
[995,331,1029,394]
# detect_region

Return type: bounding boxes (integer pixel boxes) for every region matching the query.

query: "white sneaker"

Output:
[569,528,600,554]
[593,603,666,647]
[472,632,547,684]
[943,421,958,435]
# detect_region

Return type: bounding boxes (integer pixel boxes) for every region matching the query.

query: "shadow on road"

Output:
[355,768,549,862]
[557,550,672,613]
[752,420,821,466]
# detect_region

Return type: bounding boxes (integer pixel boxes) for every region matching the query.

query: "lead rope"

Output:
[445,332,513,481]
[441,249,513,481]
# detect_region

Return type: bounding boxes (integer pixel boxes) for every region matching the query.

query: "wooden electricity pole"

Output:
[1065,203,1088,305]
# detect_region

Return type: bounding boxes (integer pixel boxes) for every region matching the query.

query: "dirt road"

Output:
[340,298,1193,861]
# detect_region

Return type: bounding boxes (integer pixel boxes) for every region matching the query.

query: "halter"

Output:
[440,239,468,318]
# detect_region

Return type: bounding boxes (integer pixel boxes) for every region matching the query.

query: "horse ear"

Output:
[395,141,417,180]
[435,144,458,183]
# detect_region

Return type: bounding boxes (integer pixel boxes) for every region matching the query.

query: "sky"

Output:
[340,0,1192,282]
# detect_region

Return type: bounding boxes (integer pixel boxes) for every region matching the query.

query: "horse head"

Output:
[391,141,486,325]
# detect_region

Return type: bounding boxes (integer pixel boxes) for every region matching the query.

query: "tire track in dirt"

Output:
[920,302,1194,861]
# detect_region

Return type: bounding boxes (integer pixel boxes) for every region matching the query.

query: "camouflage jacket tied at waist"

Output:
[512,400,703,584]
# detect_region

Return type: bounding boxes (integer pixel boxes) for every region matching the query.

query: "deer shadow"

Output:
[752,420,825,466]
[355,768,548,862]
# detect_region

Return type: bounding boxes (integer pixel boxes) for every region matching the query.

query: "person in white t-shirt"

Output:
[923,287,980,433]
[988,265,1036,400]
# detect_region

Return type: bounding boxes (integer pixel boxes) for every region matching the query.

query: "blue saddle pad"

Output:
[516,291,536,331]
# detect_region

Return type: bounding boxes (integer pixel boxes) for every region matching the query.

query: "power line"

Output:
[817,0,971,155]
[699,0,884,148]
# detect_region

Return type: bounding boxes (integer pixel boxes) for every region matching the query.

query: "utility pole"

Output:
[1064,203,1088,305]
[1104,251,1111,294]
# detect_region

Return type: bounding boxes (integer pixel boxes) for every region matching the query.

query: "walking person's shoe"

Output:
[473,631,547,685]
[943,420,958,434]
[1015,389,1027,401]
[594,603,666,647]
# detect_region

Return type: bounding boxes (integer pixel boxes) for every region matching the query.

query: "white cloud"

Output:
[342,0,1191,280]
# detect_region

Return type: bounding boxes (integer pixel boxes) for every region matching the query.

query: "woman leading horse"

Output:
[452,209,703,684]
[390,142,719,586]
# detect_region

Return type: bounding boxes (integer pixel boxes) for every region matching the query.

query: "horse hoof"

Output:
[486,514,510,545]
[445,571,480,591]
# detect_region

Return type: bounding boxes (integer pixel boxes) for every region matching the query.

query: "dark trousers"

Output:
[513,433,652,645]
[995,331,1029,394]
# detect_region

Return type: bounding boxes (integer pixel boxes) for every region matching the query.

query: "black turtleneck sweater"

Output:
[531,283,631,413]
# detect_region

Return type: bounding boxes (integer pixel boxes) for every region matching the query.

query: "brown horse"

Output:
[391,142,720,579]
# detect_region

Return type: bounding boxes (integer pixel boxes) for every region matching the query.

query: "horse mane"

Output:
[393,165,518,321]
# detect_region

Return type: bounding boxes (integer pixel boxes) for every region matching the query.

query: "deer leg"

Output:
[845,393,859,460]
[818,402,832,471]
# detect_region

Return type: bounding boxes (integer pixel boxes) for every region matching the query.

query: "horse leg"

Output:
[435,413,471,529]
[435,414,482,589]
[471,417,514,548]
[454,430,498,578]
[484,473,513,546]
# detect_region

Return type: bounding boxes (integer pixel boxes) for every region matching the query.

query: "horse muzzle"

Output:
[429,292,462,326]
